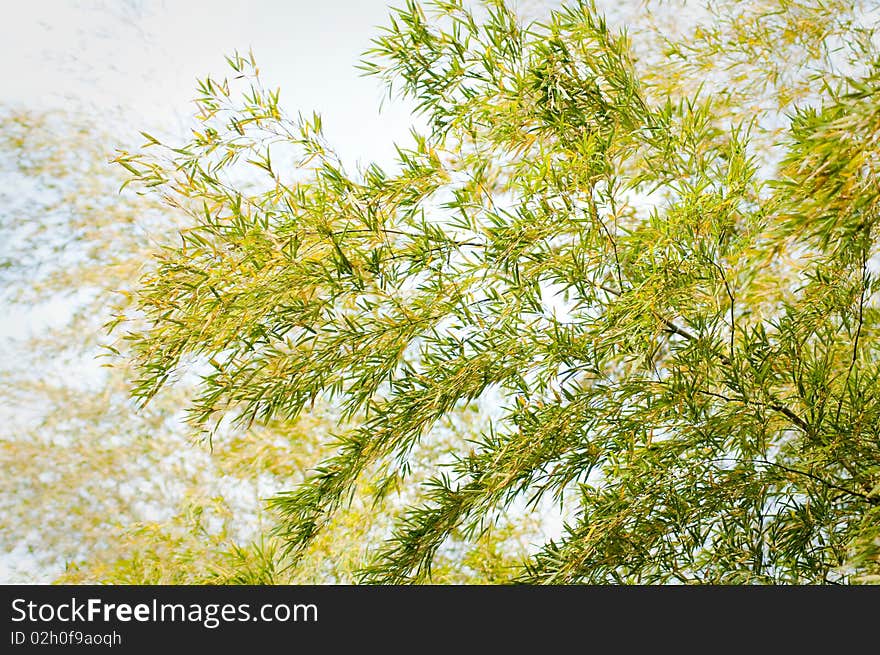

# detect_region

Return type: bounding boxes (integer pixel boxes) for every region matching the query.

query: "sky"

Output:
[0,0,425,346]
[0,0,420,166]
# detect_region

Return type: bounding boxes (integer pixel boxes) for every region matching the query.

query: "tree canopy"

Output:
[0,109,534,583]
[110,0,880,583]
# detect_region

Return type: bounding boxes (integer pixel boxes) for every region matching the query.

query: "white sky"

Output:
[0,0,425,346]
[0,0,419,167]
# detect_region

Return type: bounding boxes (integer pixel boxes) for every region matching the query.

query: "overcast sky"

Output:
[0,0,429,346]
[0,0,421,166]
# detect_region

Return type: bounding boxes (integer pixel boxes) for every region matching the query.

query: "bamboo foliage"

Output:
[111,0,880,583]
[0,110,531,583]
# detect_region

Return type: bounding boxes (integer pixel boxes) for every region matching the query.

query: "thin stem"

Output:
[835,244,867,424]
[712,457,880,506]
